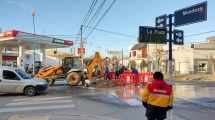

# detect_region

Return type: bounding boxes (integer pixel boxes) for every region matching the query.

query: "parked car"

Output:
[0,66,48,96]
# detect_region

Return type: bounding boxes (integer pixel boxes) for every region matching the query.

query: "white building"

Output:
[129,36,215,74]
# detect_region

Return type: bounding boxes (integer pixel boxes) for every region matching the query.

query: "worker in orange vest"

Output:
[142,71,173,120]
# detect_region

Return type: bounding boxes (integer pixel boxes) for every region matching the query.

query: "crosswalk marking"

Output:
[0,96,75,113]
[6,99,73,106]
[13,96,73,102]
[0,104,75,113]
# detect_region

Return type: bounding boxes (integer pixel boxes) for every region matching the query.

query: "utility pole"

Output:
[80,25,83,70]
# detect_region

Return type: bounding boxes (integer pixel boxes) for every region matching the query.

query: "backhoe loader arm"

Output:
[86,52,102,79]
[35,66,63,79]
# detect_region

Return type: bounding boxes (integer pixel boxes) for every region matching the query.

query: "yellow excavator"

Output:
[35,52,102,86]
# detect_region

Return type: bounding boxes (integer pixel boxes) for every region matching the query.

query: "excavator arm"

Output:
[86,52,102,79]
[35,66,63,79]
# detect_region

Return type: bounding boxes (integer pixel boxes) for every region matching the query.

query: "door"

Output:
[180,63,190,74]
[0,70,21,93]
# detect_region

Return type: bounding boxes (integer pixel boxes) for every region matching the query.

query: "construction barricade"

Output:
[118,72,154,85]
[118,73,138,85]
[103,72,116,80]
[109,72,115,80]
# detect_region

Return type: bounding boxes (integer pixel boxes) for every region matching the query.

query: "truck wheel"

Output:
[24,87,36,96]
[43,76,54,86]
[66,72,81,86]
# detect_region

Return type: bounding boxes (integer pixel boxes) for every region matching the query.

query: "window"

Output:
[3,70,20,80]
[133,51,136,57]
[198,62,207,72]
[15,69,31,79]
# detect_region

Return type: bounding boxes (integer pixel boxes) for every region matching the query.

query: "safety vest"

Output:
[142,79,173,107]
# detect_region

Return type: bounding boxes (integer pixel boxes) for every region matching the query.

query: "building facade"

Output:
[129,36,215,74]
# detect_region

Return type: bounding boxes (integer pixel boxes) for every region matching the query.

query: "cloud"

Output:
[19,3,26,8]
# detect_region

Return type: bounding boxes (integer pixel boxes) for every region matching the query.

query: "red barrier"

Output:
[118,72,154,85]
[109,72,115,80]
[118,73,138,85]
[123,71,132,74]
[103,72,116,80]
[138,73,145,84]
[142,72,154,84]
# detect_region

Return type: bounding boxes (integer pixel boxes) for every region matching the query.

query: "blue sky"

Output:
[0,0,215,57]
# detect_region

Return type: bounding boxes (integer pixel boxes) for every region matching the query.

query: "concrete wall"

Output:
[24,53,61,68]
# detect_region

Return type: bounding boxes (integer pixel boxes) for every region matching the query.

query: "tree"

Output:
[111,56,120,68]
[130,60,136,68]
[140,59,147,71]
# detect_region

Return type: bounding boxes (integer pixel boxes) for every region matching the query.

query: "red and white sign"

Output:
[78,48,85,54]
[0,30,19,39]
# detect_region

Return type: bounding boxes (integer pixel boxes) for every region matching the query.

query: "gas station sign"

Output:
[0,30,19,39]
[52,38,73,46]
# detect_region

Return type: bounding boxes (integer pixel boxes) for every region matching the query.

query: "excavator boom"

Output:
[35,66,63,79]
[86,52,102,79]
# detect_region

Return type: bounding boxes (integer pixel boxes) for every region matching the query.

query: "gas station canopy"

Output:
[0,30,73,50]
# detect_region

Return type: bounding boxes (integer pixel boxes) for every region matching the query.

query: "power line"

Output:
[45,34,79,36]
[84,0,116,40]
[185,29,215,37]
[186,24,215,33]
[83,0,106,34]
[74,0,98,48]
[185,41,205,44]
[82,0,98,25]
[84,26,136,38]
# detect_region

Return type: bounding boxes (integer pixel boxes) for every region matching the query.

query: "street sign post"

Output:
[173,29,184,45]
[139,26,167,44]
[174,1,207,27]
[156,14,167,28]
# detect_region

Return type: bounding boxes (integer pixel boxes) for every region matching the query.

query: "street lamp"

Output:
[32,10,36,75]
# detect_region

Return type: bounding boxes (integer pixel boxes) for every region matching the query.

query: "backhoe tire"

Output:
[66,72,81,86]
[43,76,54,86]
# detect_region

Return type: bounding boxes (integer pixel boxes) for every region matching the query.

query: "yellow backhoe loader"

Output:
[35,52,102,86]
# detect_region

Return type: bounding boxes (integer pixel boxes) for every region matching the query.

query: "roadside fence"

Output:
[118,72,153,85]
[103,72,154,85]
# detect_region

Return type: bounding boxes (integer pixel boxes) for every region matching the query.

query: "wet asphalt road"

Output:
[0,80,215,120]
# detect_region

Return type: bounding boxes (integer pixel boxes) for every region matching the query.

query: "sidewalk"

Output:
[164,74,215,81]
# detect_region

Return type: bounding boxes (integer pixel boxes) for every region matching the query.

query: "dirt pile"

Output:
[93,80,119,88]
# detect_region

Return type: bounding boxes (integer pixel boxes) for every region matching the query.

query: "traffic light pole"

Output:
[168,14,173,85]
[168,14,173,120]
